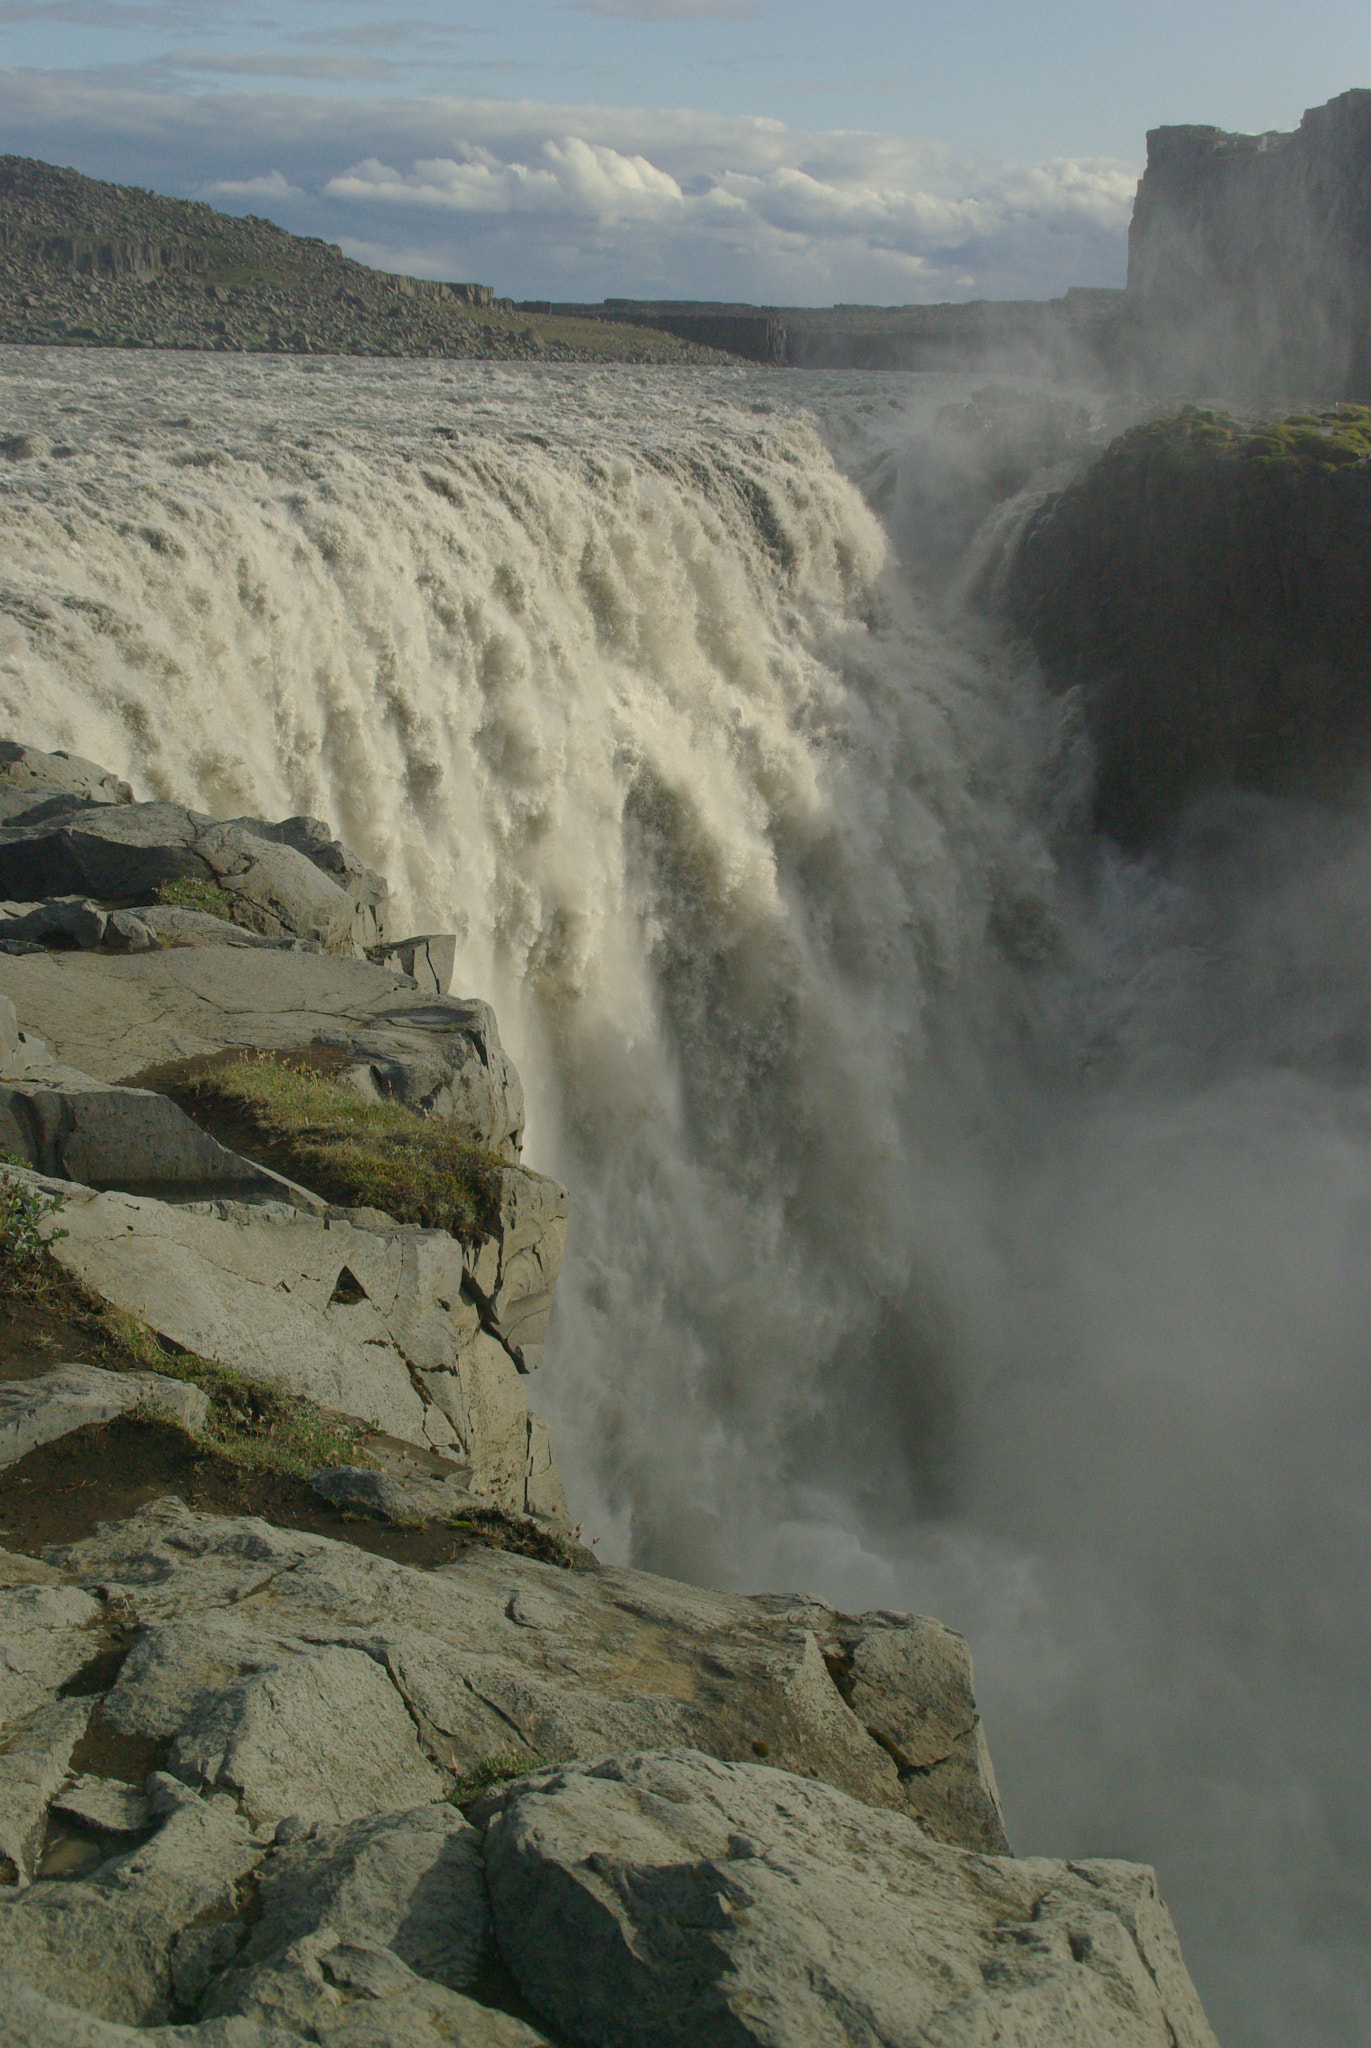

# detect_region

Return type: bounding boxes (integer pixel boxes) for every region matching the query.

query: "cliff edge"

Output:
[0,743,1219,2044]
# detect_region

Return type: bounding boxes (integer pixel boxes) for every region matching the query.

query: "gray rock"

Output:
[477,1748,1219,2048]
[0,1579,105,1724]
[52,1774,153,1836]
[368,936,457,998]
[228,815,390,950]
[0,1978,305,2045]
[0,947,526,1155]
[0,1361,209,1468]
[34,1178,467,1456]
[0,1695,92,1883]
[0,803,362,953]
[0,1777,265,2024]
[102,909,158,953]
[0,740,132,810]
[55,1498,1004,1854]
[125,906,294,951]
[164,1641,448,1827]
[204,1804,489,2016]
[311,1468,433,1526]
[0,1079,310,1203]
[0,895,107,948]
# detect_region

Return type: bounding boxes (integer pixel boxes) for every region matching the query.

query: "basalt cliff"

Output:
[0,740,1217,2045]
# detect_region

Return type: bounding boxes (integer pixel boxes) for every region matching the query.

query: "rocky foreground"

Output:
[0,740,1218,2043]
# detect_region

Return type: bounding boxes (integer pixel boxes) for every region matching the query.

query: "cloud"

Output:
[0,72,1138,304]
[202,168,301,199]
[159,48,398,83]
[571,0,763,17]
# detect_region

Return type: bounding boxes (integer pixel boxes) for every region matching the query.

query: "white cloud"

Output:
[202,168,301,199]
[0,72,1138,304]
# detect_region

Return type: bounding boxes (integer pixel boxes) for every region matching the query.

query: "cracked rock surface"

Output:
[0,1500,1220,2044]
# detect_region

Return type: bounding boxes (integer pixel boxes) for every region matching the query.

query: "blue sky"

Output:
[2,0,1369,302]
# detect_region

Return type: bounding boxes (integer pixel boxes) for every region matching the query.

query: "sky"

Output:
[2,1,1370,303]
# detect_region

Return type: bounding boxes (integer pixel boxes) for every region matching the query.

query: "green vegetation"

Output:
[446,1752,549,1807]
[0,1170,66,1290]
[174,1054,502,1242]
[1109,404,1371,471]
[154,876,239,922]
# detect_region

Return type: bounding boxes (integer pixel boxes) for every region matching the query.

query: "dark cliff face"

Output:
[1005,408,1371,846]
[1127,91,1371,403]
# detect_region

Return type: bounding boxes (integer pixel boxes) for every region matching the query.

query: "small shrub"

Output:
[154,876,239,922]
[446,1752,547,1806]
[0,1172,66,1295]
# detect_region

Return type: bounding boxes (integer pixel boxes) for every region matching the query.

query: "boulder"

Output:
[367,936,457,998]
[0,740,132,813]
[476,1748,1218,2048]
[0,1075,318,1204]
[0,804,364,953]
[202,1805,489,2016]
[53,1497,1006,1854]
[0,896,106,948]
[0,949,525,1157]
[0,1363,209,1469]
[0,1579,106,1724]
[226,815,389,952]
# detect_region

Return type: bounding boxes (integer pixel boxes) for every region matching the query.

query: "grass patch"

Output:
[0,1167,365,1480]
[170,1053,503,1242]
[446,1753,549,1808]
[153,876,239,922]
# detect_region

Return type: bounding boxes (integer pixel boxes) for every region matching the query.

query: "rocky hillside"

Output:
[0,156,732,364]
[1005,404,1371,844]
[0,740,1218,2043]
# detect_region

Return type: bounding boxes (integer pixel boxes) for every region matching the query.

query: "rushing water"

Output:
[1,348,1368,2048]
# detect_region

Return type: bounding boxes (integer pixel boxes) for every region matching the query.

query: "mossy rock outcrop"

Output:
[1006,405,1371,844]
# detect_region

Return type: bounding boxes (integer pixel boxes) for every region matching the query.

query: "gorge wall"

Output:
[1126,89,1371,403]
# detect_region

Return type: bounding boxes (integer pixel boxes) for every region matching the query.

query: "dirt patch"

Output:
[0,1413,583,1570]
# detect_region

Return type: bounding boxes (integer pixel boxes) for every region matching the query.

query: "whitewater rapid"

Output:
[0,347,1367,2048]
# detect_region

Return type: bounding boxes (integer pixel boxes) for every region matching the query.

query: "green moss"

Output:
[175,1054,502,1241]
[154,876,239,922]
[1109,404,1371,473]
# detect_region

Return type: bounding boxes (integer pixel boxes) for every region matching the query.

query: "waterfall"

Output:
[1,345,1366,2048]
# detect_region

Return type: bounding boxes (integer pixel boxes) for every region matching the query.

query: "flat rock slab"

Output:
[0,1362,209,1469]
[477,1748,1219,2048]
[0,947,525,1155]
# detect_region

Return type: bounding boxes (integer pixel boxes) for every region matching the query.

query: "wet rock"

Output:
[0,1695,92,1883]
[0,1774,264,2024]
[477,1747,1218,2048]
[0,1362,209,1469]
